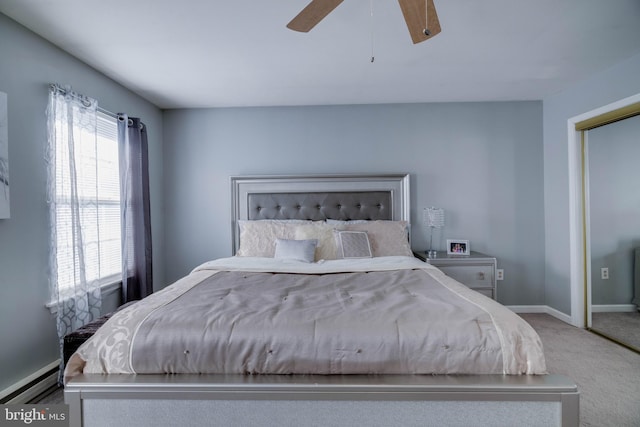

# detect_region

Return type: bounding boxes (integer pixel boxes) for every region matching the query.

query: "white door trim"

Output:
[567,93,640,328]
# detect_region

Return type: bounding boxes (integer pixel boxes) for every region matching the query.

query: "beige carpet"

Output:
[520,313,640,427]
[591,311,640,351]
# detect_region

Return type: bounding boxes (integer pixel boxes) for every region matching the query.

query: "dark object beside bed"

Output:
[63,301,136,367]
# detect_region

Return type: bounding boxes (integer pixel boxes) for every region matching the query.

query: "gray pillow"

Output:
[274,239,318,263]
[334,230,372,259]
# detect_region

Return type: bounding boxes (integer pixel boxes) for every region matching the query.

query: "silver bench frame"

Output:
[65,373,578,427]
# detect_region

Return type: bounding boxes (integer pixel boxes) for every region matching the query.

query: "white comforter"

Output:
[65,256,546,381]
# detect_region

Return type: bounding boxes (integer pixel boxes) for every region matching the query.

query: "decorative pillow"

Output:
[334,231,372,259]
[340,220,412,257]
[294,222,338,260]
[274,239,318,263]
[236,220,312,257]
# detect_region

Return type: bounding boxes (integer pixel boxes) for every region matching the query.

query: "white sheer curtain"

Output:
[46,84,102,379]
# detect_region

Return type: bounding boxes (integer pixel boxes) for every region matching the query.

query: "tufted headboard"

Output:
[230,174,410,254]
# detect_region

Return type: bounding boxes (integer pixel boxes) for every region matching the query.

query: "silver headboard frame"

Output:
[230,174,411,254]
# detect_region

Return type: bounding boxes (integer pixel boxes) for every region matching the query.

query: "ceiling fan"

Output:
[287,0,441,44]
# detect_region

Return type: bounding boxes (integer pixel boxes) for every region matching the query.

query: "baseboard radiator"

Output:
[0,360,60,404]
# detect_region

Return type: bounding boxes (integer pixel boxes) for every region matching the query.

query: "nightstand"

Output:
[414,251,497,300]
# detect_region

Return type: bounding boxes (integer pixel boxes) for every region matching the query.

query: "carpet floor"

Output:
[520,313,640,427]
[591,311,640,351]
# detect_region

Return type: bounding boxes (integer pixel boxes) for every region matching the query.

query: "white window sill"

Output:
[46,280,122,315]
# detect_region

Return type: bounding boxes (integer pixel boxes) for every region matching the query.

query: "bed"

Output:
[64,174,579,427]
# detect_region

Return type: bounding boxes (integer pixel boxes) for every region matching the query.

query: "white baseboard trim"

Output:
[592,304,637,313]
[0,360,60,404]
[506,305,574,325]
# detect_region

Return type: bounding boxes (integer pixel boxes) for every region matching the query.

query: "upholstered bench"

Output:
[63,301,137,365]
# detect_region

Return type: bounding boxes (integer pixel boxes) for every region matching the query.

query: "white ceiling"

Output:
[2,0,640,109]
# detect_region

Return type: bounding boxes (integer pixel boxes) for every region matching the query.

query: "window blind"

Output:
[55,112,121,292]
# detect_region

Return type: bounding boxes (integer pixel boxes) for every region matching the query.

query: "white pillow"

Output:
[339,221,412,257]
[236,220,312,257]
[274,239,318,263]
[334,231,372,259]
[236,219,412,258]
[294,222,338,260]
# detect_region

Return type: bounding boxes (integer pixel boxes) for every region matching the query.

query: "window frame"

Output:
[47,110,123,310]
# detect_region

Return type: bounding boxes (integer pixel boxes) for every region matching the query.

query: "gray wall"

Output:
[588,115,640,305]
[542,52,640,315]
[2,4,637,394]
[0,14,164,393]
[163,102,545,306]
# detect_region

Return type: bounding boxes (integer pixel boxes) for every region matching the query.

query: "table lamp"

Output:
[423,207,444,258]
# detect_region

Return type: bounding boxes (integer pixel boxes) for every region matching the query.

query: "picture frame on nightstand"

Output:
[447,239,470,255]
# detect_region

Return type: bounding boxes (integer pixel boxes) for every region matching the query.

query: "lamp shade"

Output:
[423,207,444,228]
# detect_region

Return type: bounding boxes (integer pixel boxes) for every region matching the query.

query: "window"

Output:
[54,112,121,294]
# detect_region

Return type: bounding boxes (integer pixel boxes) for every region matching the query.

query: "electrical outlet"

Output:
[601,267,609,280]
[496,269,504,280]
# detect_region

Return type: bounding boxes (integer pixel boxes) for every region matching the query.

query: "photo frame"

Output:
[447,239,469,255]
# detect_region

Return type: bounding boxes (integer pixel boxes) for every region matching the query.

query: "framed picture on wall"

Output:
[447,239,469,255]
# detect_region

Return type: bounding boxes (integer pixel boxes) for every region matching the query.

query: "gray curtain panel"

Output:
[118,114,153,303]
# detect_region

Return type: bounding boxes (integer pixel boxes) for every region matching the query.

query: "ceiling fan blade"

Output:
[287,0,344,32]
[398,0,441,44]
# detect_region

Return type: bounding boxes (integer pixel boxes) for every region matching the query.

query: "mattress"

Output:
[65,256,546,381]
